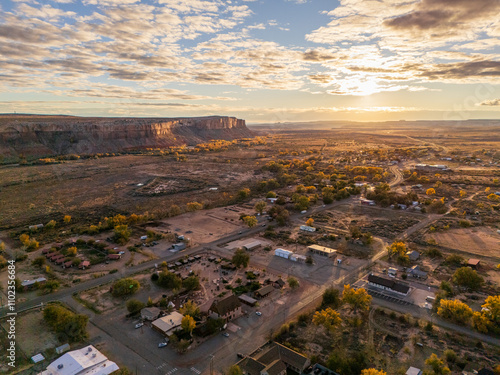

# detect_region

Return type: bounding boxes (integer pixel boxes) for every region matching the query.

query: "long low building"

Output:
[39,345,119,375]
[368,274,410,296]
[152,311,184,337]
[307,245,337,258]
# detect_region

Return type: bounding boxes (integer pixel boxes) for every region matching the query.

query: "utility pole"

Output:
[210,355,214,375]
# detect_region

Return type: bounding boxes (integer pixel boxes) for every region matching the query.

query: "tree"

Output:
[0,241,5,252]
[114,225,131,245]
[63,215,71,224]
[452,267,483,291]
[228,365,243,375]
[321,287,341,309]
[294,195,310,211]
[238,188,251,200]
[181,315,196,336]
[426,188,436,196]
[180,300,200,318]
[437,299,473,325]
[43,304,88,342]
[342,285,372,312]
[0,255,7,269]
[487,193,500,201]
[305,218,314,227]
[254,201,267,214]
[46,220,57,229]
[287,276,299,290]
[232,248,250,268]
[67,246,77,256]
[425,353,451,374]
[126,299,145,314]
[183,275,200,291]
[387,241,409,264]
[32,256,46,267]
[157,271,182,290]
[459,190,467,198]
[312,307,342,332]
[186,202,203,212]
[169,205,182,216]
[243,215,258,228]
[111,278,140,297]
[472,311,491,333]
[361,370,387,375]
[480,295,500,329]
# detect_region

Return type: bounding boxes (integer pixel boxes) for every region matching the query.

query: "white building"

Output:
[39,345,119,375]
[299,225,316,232]
[275,248,292,259]
[290,254,307,262]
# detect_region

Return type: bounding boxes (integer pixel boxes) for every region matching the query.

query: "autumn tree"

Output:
[452,267,483,291]
[180,300,200,318]
[266,191,277,198]
[361,369,387,375]
[437,299,473,325]
[238,188,251,200]
[113,225,131,245]
[187,202,203,211]
[342,285,372,312]
[459,190,467,198]
[43,304,88,342]
[305,218,314,227]
[67,246,77,256]
[387,241,409,264]
[243,215,258,228]
[232,248,250,268]
[63,215,71,224]
[181,315,196,336]
[425,353,451,374]
[228,365,243,375]
[312,307,342,332]
[46,220,57,229]
[254,201,267,214]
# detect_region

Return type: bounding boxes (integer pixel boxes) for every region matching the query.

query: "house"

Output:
[467,259,480,269]
[79,260,90,270]
[239,294,258,307]
[408,265,428,280]
[21,277,47,291]
[39,345,119,375]
[273,279,286,289]
[406,250,420,261]
[208,294,242,321]
[406,367,422,375]
[107,254,121,260]
[307,245,337,258]
[141,307,161,321]
[152,311,184,337]
[238,342,310,375]
[63,261,73,268]
[275,248,292,259]
[255,285,274,298]
[368,274,410,296]
[172,243,186,251]
[267,197,278,204]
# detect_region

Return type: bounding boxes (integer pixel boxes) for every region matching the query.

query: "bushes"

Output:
[111,278,140,297]
[43,304,88,342]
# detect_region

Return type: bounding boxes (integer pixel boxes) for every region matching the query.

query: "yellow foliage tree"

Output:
[243,216,258,228]
[186,202,203,212]
[181,315,196,336]
[312,307,342,332]
[361,370,387,375]
[459,190,467,198]
[426,188,436,196]
[63,215,71,224]
[437,299,473,325]
[67,246,78,256]
[342,285,372,312]
[305,218,314,227]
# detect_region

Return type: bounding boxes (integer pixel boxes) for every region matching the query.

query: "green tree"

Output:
[126,299,145,314]
[243,215,258,228]
[232,248,250,268]
[266,191,277,198]
[157,271,182,290]
[114,225,131,245]
[452,267,483,291]
[437,299,473,325]
[43,304,88,342]
[294,195,310,211]
[181,315,196,336]
[312,307,342,332]
[287,276,299,290]
[342,285,372,312]
[180,300,200,318]
[321,287,341,309]
[228,365,243,375]
[183,275,200,291]
[254,201,267,214]
[32,256,46,267]
[111,278,140,297]
[238,188,251,200]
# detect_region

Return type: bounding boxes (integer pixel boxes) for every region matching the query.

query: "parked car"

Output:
[135,323,144,329]
[222,332,229,337]
[237,353,244,359]
[255,311,262,316]
[158,342,168,348]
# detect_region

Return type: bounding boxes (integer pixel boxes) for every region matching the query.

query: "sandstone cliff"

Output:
[0,115,252,156]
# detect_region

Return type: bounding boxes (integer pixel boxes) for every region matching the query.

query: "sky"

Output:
[0,0,499,123]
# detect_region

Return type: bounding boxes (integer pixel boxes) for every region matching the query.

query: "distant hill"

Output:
[0,115,252,156]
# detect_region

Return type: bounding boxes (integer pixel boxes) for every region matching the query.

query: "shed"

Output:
[275,248,292,259]
[255,285,274,298]
[56,343,70,354]
[467,259,480,269]
[238,294,258,306]
[31,353,45,363]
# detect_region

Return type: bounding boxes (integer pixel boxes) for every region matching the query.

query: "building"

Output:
[406,367,422,375]
[408,265,428,280]
[107,254,121,260]
[141,307,161,321]
[243,240,262,251]
[273,279,286,289]
[152,311,184,337]
[415,164,449,172]
[290,254,307,262]
[406,250,420,261]
[172,243,186,251]
[299,225,316,232]
[302,364,340,375]
[360,199,376,206]
[255,285,274,298]
[239,294,258,307]
[368,274,410,296]
[208,294,242,321]
[21,277,47,291]
[55,344,70,355]
[275,248,292,259]
[79,261,90,270]
[307,245,337,258]
[238,342,311,375]
[39,345,119,375]
[29,224,44,230]
[467,259,480,269]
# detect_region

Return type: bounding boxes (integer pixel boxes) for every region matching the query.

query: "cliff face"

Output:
[0,115,252,156]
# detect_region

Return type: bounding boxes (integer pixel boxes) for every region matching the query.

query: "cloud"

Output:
[479,99,500,106]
